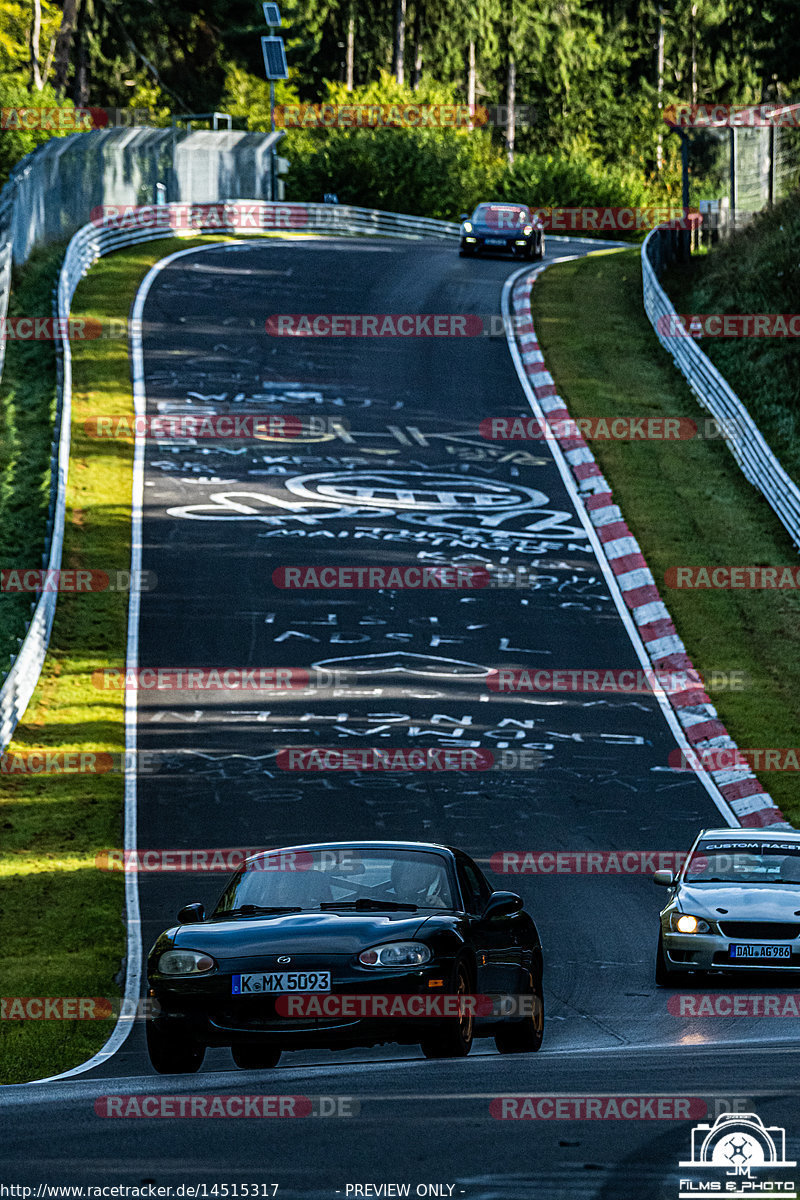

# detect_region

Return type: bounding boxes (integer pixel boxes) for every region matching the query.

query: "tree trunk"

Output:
[30,0,44,89]
[411,3,422,88]
[467,39,475,114]
[690,2,698,105]
[345,8,354,90]
[53,0,78,95]
[656,5,664,171]
[506,53,516,166]
[392,0,406,85]
[72,0,89,106]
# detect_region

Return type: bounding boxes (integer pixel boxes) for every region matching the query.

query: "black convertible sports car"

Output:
[459,202,545,259]
[145,840,544,1072]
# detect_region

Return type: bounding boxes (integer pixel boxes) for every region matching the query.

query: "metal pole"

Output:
[681,130,690,261]
[270,80,276,202]
[729,126,736,234]
[768,121,776,207]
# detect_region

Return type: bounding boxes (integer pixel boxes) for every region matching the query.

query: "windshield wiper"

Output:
[217,905,302,917]
[319,899,418,912]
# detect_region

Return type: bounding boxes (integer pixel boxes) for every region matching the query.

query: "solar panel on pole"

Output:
[261,36,288,80]
[262,2,281,25]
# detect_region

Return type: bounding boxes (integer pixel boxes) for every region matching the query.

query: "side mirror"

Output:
[177,902,205,923]
[459,213,470,221]
[482,890,524,919]
[653,870,675,887]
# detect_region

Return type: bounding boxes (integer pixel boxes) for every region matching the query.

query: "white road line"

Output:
[25,240,250,1084]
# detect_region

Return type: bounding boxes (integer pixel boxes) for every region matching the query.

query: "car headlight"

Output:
[358,941,432,968]
[157,949,216,975]
[523,225,533,235]
[462,221,472,233]
[670,913,711,934]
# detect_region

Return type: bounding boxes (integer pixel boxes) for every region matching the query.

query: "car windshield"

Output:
[684,839,800,884]
[213,848,455,914]
[473,204,529,227]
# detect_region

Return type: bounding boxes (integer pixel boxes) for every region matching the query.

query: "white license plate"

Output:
[232,971,331,994]
[729,943,791,960]
[485,238,506,246]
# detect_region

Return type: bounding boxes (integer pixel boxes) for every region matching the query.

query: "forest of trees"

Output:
[1,0,799,213]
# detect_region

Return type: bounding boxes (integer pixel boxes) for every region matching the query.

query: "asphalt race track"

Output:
[2,235,798,1196]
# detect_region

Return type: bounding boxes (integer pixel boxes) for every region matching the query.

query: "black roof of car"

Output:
[242,840,461,867]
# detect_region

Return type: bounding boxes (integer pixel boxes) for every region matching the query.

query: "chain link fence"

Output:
[0,126,286,266]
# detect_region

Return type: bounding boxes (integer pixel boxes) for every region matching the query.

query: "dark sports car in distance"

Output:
[459,202,544,259]
[146,840,544,1072]
[654,826,800,983]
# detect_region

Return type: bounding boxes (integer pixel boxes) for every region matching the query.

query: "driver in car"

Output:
[389,859,449,908]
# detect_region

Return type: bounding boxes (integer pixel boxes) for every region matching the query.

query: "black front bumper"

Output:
[149,962,471,1050]
[461,235,535,255]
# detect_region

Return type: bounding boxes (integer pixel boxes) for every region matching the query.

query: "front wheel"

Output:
[494,972,544,1053]
[654,930,688,987]
[231,1044,282,1069]
[419,961,474,1059]
[146,1020,204,1074]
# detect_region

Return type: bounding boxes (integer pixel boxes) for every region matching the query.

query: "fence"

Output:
[0,200,458,752]
[0,126,287,265]
[641,224,800,551]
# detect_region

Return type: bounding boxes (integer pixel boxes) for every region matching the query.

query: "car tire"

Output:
[231,1044,282,1069]
[655,930,686,987]
[494,971,544,1054]
[419,960,474,1059]
[146,1019,205,1074]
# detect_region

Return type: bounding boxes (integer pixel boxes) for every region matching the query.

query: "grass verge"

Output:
[0,234,236,1085]
[661,192,800,488]
[0,244,66,668]
[534,247,800,827]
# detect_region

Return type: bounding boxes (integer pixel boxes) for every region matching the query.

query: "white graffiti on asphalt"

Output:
[165,469,588,543]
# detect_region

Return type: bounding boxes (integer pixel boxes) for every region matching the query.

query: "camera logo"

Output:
[679,1112,796,1198]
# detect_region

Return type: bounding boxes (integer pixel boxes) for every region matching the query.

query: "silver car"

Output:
[654,827,800,983]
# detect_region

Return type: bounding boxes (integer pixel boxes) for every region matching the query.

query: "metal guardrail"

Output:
[642,225,800,551]
[86,199,460,241]
[0,201,459,751]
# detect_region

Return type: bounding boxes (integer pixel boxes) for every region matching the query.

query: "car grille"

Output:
[212,998,352,1032]
[718,921,800,940]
